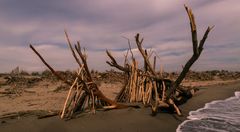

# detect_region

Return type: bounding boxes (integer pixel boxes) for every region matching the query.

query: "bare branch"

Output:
[166,5,213,99]
[135,33,156,76]
[75,41,92,81]
[153,56,156,71]
[64,30,83,68]
[123,49,129,67]
[122,36,134,60]
[106,50,130,72]
[185,5,198,56]
[29,44,71,85]
[198,26,214,53]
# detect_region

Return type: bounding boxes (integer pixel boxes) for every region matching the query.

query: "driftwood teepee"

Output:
[106,5,213,115]
[30,32,138,119]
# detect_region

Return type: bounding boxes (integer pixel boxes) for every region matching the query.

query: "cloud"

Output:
[0,0,239,72]
[0,44,79,72]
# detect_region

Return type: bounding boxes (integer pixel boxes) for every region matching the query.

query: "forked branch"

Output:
[166,5,213,98]
[106,50,130,72]
[135,34,157,76]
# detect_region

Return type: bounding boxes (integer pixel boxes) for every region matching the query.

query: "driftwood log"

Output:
[106,5,212,116]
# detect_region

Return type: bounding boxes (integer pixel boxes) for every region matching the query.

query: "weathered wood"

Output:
[166,5,213,99]
[151,81,160,114]
[29,44,71,85]
[168,99,181,116]
[106,50,130,72]
[30,33,141,119]
[65,30,83,68]
[106,5,210,116]
[38,112,59,119]
[0,110,60,120]
[153,56,156,71]
[61,67,83,119]
[135,34,157,76]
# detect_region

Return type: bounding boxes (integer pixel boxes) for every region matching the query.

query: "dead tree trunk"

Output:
[165,5,213,99]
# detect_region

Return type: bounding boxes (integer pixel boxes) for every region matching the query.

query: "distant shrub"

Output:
[41,70,53,78]
[20,70,30,76]
[31,72,40,76]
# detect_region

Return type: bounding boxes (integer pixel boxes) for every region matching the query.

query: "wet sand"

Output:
[0,81,239,132]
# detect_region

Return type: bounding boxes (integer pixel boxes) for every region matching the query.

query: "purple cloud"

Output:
[0,0,239,72]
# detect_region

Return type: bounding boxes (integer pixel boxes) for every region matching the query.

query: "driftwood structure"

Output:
[29,5,212,118]
[30,32,139,119]
[106,5,213,115]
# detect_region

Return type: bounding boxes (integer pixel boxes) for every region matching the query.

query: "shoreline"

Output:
[176,91,240,132]
[0,81,240,132]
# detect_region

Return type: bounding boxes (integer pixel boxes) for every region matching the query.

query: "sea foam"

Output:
[177,91,240,132]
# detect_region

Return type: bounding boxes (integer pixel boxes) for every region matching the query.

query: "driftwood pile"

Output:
[106,5,213,115]
[29,5,212,118]
[0,69,41,96]
[30,32,138,119]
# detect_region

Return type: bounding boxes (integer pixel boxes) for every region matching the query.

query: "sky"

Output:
[0,0,239,72]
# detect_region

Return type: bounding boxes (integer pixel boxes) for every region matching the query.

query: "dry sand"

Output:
[0,80,239,132]
[0,80,123,116]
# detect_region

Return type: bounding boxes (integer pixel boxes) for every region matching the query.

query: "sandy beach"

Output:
[0,80,239,132]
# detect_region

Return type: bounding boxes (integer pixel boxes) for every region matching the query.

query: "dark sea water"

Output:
[177,91,240,132]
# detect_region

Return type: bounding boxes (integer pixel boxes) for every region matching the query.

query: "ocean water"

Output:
[177,91,240,132]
